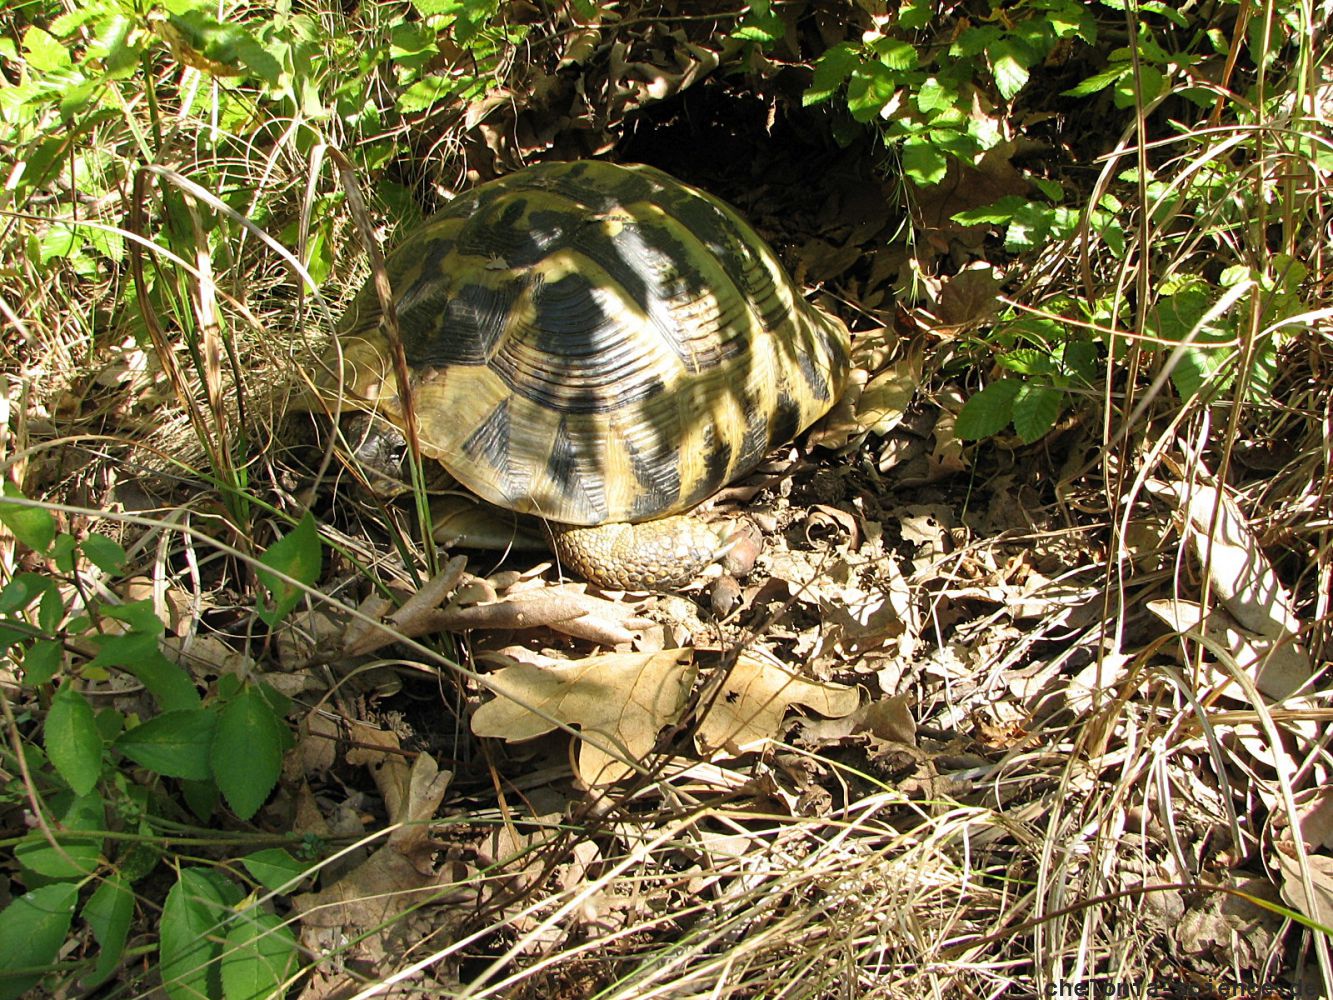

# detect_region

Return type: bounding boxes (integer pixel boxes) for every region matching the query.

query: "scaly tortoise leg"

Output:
[549,515,741,590]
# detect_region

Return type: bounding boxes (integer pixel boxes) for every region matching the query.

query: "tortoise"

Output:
[323,160,850,590]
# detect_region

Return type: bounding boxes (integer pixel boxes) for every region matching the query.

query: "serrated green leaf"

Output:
[397,75,459,113]
[50,7,98,37]
[1030,176,1064,201]
[89,632,201,713]
[46,684,103,795]
[1139,0,1189,27]
[220,910,299,1000]
[998,349,1057,376]
[901,136,948,185]
[14,792,105,880]
[990,43,1030,101]
[1171,345,1232,403]
[951,24,1000,58]
[956,380,1022,440]
[211,687,284,820]
[115,709,216,780]
[1063,63,1125,97]
[916,77,954,114]
[898,0,932,30]
[241,849,311,894]
[81,534,127,574]
[22,639,63,685]
[160,869,227,1000]
[0,883,78,1000]
[870,37,917,71]
[732,1,784,45]
[22,26,71,73]
[1115,63,1165,107]
[409,0,467,14]
[0,484,55,553]
[1059,341,1100,382]
[804,42,859,106]
[100,598,165,635]
[82,874,134,989]
[952,195,1030,226]
[256,513,322,628]
[846,62,897,122]
[1011,383,1064,442]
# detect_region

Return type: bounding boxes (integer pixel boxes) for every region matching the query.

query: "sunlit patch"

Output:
[325,160,852,528]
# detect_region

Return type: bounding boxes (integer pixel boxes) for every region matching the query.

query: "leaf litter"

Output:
[11,3,1332,996]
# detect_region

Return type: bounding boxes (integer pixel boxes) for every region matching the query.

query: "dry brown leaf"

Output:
[1275,844,1333,927]
[292,754,456,941]
[345,722,413,822]
[1161,479,1306,640]
[1147,599,1312,702]
[695,652,860,756]
[926,263,1004,330]
[471,648,697,785]
[1174,876,1284,974]
[854,357,921,436]
[437,585,648,646]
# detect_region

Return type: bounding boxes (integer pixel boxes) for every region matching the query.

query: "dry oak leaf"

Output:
[292,753,457,937]
[471,649,697,786]
[695,652,861,757]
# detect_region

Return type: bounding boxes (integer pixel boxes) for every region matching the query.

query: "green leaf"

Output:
[898,0,933,30]
[0,483,55,553]
[731,1,784,44]
[916,77,954,114]
[14,792,105,880]
[956,380,1022,440]
[0,882,78,1000]
[81,534,127,574]
[53,533,78,572]
[81,874,134,989]
[998,349,1057,376]
[256,513,322,628]
[1011,383,1064,442]
[220,910,299,1000]
[990,40,1030,100]
[846,62,898,122]
[22,26,71,73]
[1114,63,1165,107]
[115,709,216,780]
[870,37,917,71]
[901,136,948,186]
[1058,341,1100,383]
[804,42,859,106]
[0,572,53,613]
[38,584,64,634]
[396,75,458,114]
[211,687,285,820]
[160,869,227,1000]
[952,195,1030,226]
[1063,63,1125,98]
[99,599,165,636]
[46,684,103,795]
[241,849,311,894]
[1171,345,1232,402]
[89,631,201,713]
[22,639,63,685]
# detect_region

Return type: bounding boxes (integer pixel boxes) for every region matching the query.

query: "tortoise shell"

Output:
[330,160,850,527]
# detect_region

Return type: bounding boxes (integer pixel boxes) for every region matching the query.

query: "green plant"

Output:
[802,0,1098,185]
[956,314,1101,442]
[0,493,321,999]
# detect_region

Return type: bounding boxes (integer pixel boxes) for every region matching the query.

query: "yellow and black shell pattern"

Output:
[331,160,851,528]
